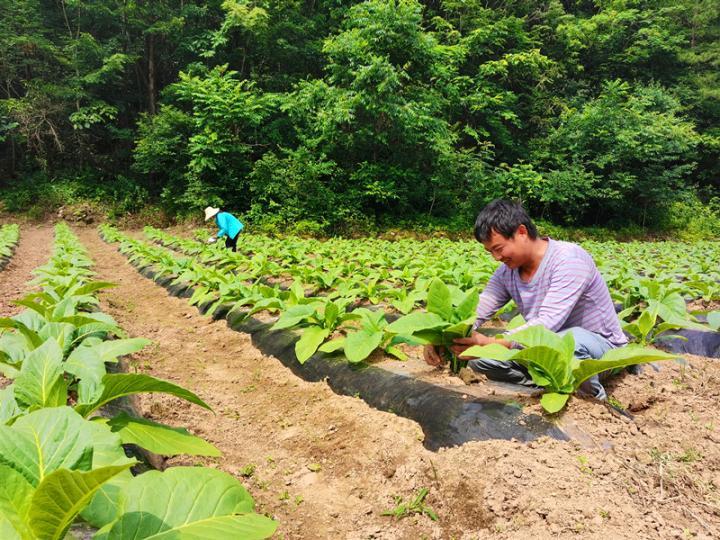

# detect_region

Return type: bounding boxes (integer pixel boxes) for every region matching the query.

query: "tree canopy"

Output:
[1,0,718,232]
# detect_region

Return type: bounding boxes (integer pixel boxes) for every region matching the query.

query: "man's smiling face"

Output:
[481,226,531,270]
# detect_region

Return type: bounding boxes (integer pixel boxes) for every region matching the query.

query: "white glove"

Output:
[207,236,217,244]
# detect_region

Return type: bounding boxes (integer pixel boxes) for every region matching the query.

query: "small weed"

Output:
[650,448,672,464]
[607,395,625,411]
[307,463,322,472]
[239,463,256,478]
[382,488,438,522]
[676,448,702,463]
[240,384,256,394]
[294,495,304,506]
[671,378,687,390]
[576,455,592,475]
[279,490,290,501]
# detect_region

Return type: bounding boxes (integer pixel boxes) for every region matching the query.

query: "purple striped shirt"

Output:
[474,239,628,347]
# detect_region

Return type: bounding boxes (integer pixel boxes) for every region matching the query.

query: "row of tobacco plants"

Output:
[101,225,696,413]
[0,224,20,267]
[0,223,276,539]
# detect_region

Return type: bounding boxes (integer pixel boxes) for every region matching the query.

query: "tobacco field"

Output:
[1,222,719,539]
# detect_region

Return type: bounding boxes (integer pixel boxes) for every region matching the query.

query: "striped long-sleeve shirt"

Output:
[474,239,628,347]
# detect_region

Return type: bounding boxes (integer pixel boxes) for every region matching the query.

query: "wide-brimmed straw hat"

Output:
[204,206,220,221]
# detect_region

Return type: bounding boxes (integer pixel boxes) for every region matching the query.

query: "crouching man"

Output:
[424,199,627,399]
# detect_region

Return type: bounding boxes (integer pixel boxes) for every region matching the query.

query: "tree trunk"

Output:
[147,33,157,115]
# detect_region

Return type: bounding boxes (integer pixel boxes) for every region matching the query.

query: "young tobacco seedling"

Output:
[318,307,415,363]
[385,278,478,373]
[464,325,680,413]
[271,296,359,363]
[621,303,706,346]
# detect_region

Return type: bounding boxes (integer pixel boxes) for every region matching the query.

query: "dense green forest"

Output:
[1,0,718,234]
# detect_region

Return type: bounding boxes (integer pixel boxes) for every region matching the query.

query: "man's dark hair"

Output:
[473,199,538,242]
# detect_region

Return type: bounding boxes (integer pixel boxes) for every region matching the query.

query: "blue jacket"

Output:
[215,212,244,239]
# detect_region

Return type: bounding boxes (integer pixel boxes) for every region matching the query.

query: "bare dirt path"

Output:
[0,224,53,317]
[74,225,720,540]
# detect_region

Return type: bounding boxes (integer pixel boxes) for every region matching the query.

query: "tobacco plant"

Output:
[464,325,680,413]
[271,296,360,362]
[319,307,414,363]
[0,223,278,539]
[386,278,478,373]
[0,223,20,259]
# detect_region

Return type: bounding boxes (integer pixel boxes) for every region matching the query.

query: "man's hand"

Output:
[422,345,445,367]
[450,331,495,359]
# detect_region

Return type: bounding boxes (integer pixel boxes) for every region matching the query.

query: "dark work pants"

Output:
[225,233,239,252]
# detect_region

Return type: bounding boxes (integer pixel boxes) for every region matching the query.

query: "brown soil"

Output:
[0,224,53,317]
[61,225,720,539]
[687,300,720,314]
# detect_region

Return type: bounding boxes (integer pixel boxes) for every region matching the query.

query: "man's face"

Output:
[481,227,530,269]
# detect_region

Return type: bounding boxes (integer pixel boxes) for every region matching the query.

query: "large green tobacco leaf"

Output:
[51,297,79,320]
[344,327,384,363]
[0,465,34,539]
[514,346,574,393]
[102,513,278,540]
[455,288,479,321]
[295,326,330,363]
[506,326,575,360]
[0,318,42,349]
[442,319,475,341]
[271,304,318,330]
[323,301,340,328]
[0,363,20,380]
[38,322,76,354]
[385,312,446,335]
[68,339,149,405]
[106,412,221,457]
[80,423,136,528]
[426,279,453,321]
[0,332,28,367]
[463,343,516,361]
[73,312,125,341]
[73,281,117,296]
[74,373,212,418]
[0,407,93,485]
[13,339,68,409]
[13,309,45,331]
[64,345,107,405]
[0,388,21,424]
[93,338,152,363]
[98,468,277,540]
[28,464,132,540]
[87,420,137,469]
[649,292,687,323]
[573,346,679,386]
[540,393,570,414]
